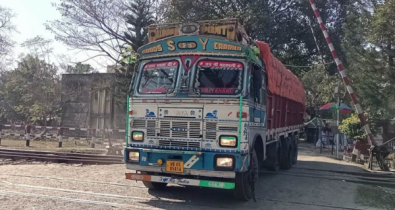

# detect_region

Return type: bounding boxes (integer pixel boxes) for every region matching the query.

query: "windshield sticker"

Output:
[144,61,178,70]
[200,88,236,94]
[198,61,243,69]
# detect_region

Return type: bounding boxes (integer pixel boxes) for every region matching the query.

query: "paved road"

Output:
[0,143,392,210]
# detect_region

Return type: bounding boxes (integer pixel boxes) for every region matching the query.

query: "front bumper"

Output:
[126,164,235,178]
[125,172,235,189]
[125,147,249,178]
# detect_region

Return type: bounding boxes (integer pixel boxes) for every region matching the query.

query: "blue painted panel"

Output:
[126,147,249,172]
[261,111,266,127]
[138,36,247,58]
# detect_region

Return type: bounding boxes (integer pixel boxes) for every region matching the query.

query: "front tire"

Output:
[234,150,258,201]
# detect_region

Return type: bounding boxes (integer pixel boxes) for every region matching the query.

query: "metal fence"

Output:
[0,123,126,148]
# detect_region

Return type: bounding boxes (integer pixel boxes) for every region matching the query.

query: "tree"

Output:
[0,6,17,71]
[46,0,130,63]
[0,55,62,125]
[161,0,358,76]
[46,0,157,65]
[300,65,343,117]
[339,114,366,140]
[343,0,395,141]
[124,0,155,51]
[66,62,97,74]
[46,0,157,109]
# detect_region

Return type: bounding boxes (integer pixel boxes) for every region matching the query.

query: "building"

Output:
[61,73,126,132]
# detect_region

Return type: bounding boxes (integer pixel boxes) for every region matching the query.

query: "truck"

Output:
[124,19,306,201]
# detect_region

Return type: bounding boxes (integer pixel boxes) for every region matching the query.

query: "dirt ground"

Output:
[0,142,394,210]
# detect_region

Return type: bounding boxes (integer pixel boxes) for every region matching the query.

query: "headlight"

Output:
[220,136,237,147]
[132,131,144,141]
[216,157,233,167]
[129,151,139,162]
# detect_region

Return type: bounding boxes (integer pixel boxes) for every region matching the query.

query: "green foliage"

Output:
[339,114,365,140]
[301,65,345,116]
[161,0,354,76]
[245,46,259,63]
[124,0,155,51]
[66,62,96,74]
[0,55,61,125]
[343,0,395,137]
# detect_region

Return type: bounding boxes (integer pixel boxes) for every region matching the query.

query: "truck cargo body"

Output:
[124,19,305,201]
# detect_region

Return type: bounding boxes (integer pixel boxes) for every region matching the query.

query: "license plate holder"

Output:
[166,160,184,173]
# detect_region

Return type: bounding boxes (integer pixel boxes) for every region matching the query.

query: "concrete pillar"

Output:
[58,128,64,148]
[25,125,31,147]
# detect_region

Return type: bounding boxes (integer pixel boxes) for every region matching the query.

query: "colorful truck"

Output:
[124,19,306,201]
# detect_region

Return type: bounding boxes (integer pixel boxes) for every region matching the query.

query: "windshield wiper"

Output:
[160,69,173,83]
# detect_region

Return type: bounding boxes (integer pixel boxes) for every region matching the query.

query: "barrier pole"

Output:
[309,0,389,171]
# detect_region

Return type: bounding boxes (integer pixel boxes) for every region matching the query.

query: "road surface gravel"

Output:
[0,143,392,210]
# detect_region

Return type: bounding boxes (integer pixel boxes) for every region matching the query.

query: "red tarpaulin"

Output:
[256,41,306,105]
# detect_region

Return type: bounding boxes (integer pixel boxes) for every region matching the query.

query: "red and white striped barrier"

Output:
[308,0,376,146]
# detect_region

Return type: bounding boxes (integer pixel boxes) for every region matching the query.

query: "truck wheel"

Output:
[141,172,168,190]
[280,139,292,170]
[234,150,258,201]
[266,141,281,171]
[292,138,298,165]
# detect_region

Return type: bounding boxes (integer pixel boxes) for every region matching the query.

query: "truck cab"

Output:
[124,19,305,201]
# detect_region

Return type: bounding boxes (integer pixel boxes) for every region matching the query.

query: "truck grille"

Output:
[204,122,238,140]
[131,119,156,137]
[159,139,200,148]
[131,119,238,141]
[159,120,202,139]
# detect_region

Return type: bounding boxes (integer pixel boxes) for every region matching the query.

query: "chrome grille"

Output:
[172,121,188,138]
[132,120,146,128]
[159,140,200,148]
[205,122,217,140]
[147,120,156,137]
[205,122,238,140]
[189,122,201,138]
[160,121,171,137]
[159,120,202,139]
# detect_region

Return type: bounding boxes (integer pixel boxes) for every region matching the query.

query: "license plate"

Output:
[166,161,184,173]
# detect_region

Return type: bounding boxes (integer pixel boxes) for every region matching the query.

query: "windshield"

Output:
[138,61,179,94]
[194,60,244,95]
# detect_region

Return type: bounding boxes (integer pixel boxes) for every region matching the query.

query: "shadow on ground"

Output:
[138,142,386,210]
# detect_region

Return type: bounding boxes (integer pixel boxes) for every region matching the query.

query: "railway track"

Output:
[260,167,395,188]
[0,148,123,165]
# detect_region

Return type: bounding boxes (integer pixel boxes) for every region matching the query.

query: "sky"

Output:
[1,0,108,72]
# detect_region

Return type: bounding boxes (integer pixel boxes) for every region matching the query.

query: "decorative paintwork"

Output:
[138,36,247,59]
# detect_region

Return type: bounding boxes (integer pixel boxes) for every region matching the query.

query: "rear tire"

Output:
[280,139,292,170]
[234,150,258,201]
[292,136,298,165]
[141,172,168,190]
[266,141,281,171]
